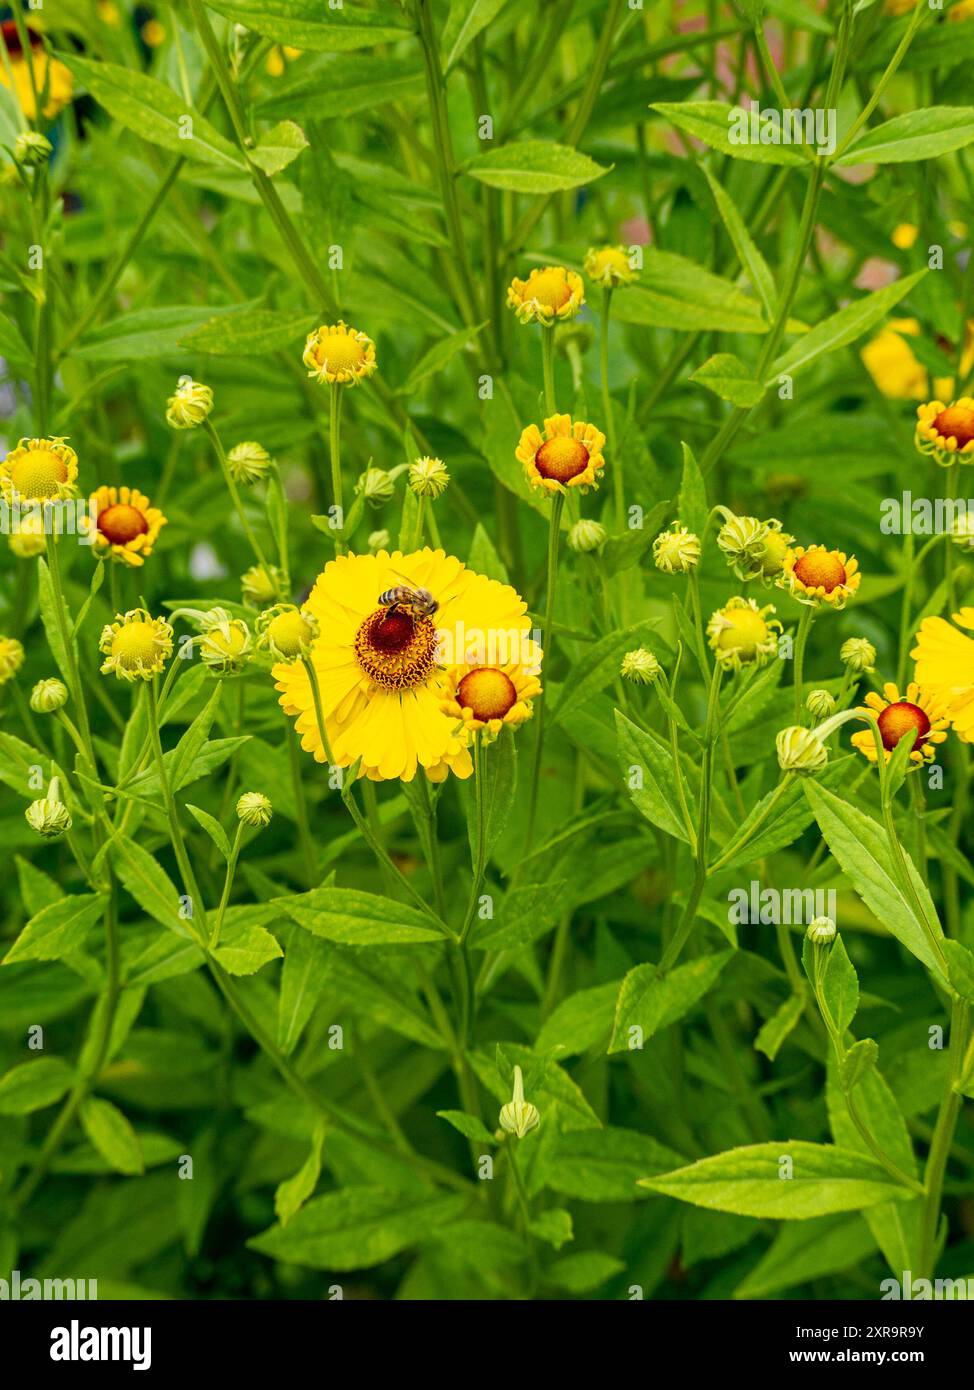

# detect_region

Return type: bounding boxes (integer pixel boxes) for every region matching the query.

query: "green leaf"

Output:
[0,1057,75,1115]
[213,924,283,977]
[185,805,231,861]
[249,1187,468,1270]
[275,887,445,945]
[640,1142,914,1217]
[59,54,245,169]
[803,782,946,986]
[395,321,487,395]
[691,352,766,407]
[79,1097,144,1176]
[733,1214,875,1299]
[823,935,859,1035]
[179,305,315,356]
[109,834,191,940]
[835,107,974,167]
[552,618,660,723]
[16,856,62,917]
[443,0,510,70]
[37,558,77,690]
[3,894,108,965]
[771,270,926,381]
[609,952,732,1053]
[842,1038,879,1092]
[677,441,708,536]
[436,1110,497,1145]
[249,119,309,176]
[73,304,247,362]
[615,710,695,845]
[545,1251,625,1292]
[466,725,517,862]
[701,164,776,317]
[942,940,974,1002]
[275,1120,325,1227]
[535,981,619,1057]
[277,928,332,1055]
[0,313,32,369]
[540,1126,685,1202]
[651,100,808,165]
[258,54,424,121]
[528,1209,574,1248]
[462,140,610,193]
[205,0,411,51]
[754,993,805,1061]
[612,249,769,334]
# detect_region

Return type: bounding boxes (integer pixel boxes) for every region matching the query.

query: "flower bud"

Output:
[25,778,72,840]
[584,245,637,289]
[356,467,395,508]
[653,523,700,574]
[620,647,661,684]
[368,529,390,553]
[198,613,253,675]
[716,513,768,579]
[951,511,974,551]
[165,377,214,430]
[30,678,69,713]
[806,916,837,945]
[806,688,836,720]
[499,1065,540,1139]
[408,456,450,499]
[256,604,317,660]
[567,518,606,553]
[840,637,877,674]
[227,440,272,485]
[9,512,47,557]
[237,791,273,828]
[15,130,53,168]
[241,564,283,608]
[776,725,829,775]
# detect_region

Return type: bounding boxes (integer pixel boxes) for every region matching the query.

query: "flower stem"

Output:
[329,382,346,552]
[525,490,564,851]
[209,821,243,950]
[203,420,276,584]
[599,287,623,532]
[540,323,557,415]
[793,605,815,721]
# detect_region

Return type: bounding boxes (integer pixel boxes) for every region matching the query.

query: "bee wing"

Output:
[384,565,417,590]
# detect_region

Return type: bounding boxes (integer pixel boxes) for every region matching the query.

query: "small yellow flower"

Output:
[621,648,661,684]
[863,319,971,402]
[850,682,948,767]
[0,636,25,685]
[507,265,584,326]
[99,609,173,682]
[237,791,273,828]
[166,378,213,430]
[256,604,318,661]
[409,456,450,499]
[141,17,166,46]
[0,45,73,121]
[584,245,637,289]
[199,613,253,675]
[949,0,974,19]
[915,397,974,466]
[1,437,78,504]
[891,224,918,250]
[8,510,47,557]
[780,545,861,610]
[227,441,272,486]
[516,414,605,495]
[840,637,876,674]
[441,647,542,741]
[303,322,377,386]
[653,522,700,575]
[88,485,166,567]
[707,597,782,672]
[241,564,284,608]
[911,607,974,742]
[717,513,794,582]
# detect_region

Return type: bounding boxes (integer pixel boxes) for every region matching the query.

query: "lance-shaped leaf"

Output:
[770,270,926,381]
[275,887,446,945]
[615,710,696,844]
[609,951,733,1052]
[462,140,610,193]
[835,106,974,167]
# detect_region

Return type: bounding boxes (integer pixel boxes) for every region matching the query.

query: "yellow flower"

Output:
[717,513,794,582]
[949,0,974,19]
[780,545,861,609]
[0,636,25,685]
[507,266,584,325]
[891,224,918,250]
[584,245,637,289]
[850,682,948,767]
[199,614,253,675]
[911,608,974,742]
[915,397,974,466]
[88,485,166,567]
[0,44,73,121]
[516,414,605,494]
[441,646,542,740]
[166,378,213,430]
[99,609,173,682]
[707,597,782,672]
[273,548,536,782]
[1,437,78,504]
[653,522,700,575]
[302,322,377,386]
[8,510,47,557]
[141,18,166,46]
[256,604,318,660]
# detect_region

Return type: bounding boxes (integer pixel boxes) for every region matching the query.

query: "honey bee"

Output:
[378,572,439,620]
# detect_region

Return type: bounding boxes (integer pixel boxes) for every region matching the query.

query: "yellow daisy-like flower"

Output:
[88,485,166,567]
[516,414,605,494]
[507,266,584,326]
[915,397,974,466]
[1,437,78,504]
[199,615,252,676]
[653,523,700,575]
[707,597,782,672]
[302,321,377,386]
[0,636,25,685]
[584,245,637,289]
[780,545,861,610]
[99,609,173,682]
[911,608,974,742]
[850,682,948,767]
[8,510,47,558]
[273,549,536,783]
[441,646,543,740]
[256,604,318,661]
[0,42,73,121]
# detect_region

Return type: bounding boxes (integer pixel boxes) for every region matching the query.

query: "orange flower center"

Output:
[458,667,518,722]
[313,334,365,373]
[8,448,68,500]
[535,436,590,483]
[878,701,930,752]
[354,607,438,691]
[528,269,572,311]
[933,404,974,448]
[97,503,148,545]
[794,549,847,593]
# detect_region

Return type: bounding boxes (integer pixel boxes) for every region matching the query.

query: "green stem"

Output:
[209,821,243,949]
[540,323,557,415]
[793,606,815,722]
[524,490,564,851]
[329,382,345,551]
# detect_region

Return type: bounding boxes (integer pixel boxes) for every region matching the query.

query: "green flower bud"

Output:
[567,519,607,553]
[499,1065,540,1139]
[806,916,837,945]
[237,791,273,828]
[25,778,72,840]
[30,678,69,713]
[806,688,836,720]
[621,647,661,684]
[165,377,213,430]
[840,637,876,674]
[776,725,828,775]
[227,440,272,485]
[408,456,450,499]
[15,130,53,168]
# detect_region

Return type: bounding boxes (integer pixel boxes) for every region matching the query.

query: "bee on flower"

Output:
[850,682,948,767]
[99,610,173,682]
[779,544,861,610]
[507,265,584,326]
[915,397,974,466]
[584,245,638,290]
[87,486,167,567]
[303,322,377,386]
[517,415,605,494]
[707,597,782,672]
